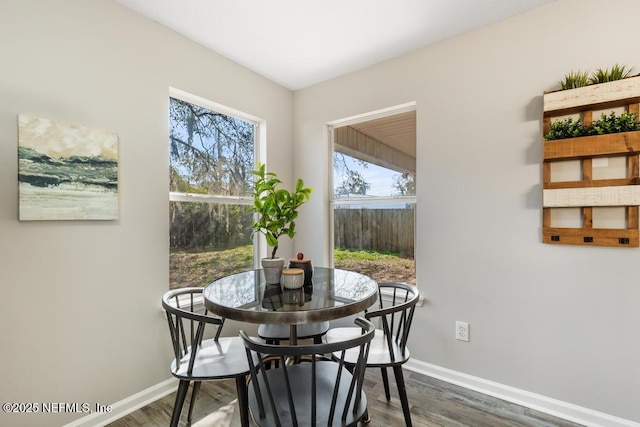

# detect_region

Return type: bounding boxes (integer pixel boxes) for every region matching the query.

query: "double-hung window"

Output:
[330,107,416,285]
[168,89,258,289]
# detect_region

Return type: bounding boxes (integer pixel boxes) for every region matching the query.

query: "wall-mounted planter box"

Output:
[542,76,640,247]
[544,75,640,116]
[543,131,640,161]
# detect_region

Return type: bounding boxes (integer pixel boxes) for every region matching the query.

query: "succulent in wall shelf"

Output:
[590,111,639,135]
[556,64,636,91]
[589,64,634,84]
[544,117,589,140]
[544,111,640,140]
[558,70,590,90]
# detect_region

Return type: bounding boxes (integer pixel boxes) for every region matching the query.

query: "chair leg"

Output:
[362,407,371,424]
[392,365,412,427]
[380,367,391,401]
[186,381,201,425]
[170,380,190,427]
[236,375,250,427]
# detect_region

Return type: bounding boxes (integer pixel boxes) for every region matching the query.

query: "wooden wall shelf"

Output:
[543,185,640,207]
[543,131,640,161]
[542,75,640,247]
[543,75,640,116]
[543,227,639,247]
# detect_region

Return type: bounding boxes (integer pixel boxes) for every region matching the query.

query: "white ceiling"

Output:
[118,0,555,91]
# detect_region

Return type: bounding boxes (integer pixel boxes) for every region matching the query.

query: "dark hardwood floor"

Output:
[108,369,585,427]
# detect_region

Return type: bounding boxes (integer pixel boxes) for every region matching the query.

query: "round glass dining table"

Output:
[203,267,378,342]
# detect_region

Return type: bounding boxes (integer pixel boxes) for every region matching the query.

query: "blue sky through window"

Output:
[334,153,401,197]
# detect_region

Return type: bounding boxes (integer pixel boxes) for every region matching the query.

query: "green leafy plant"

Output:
[544,111,640,140]
[544,117,589,140]
[558,70,590,90]
[250,162,312,259]
[589,111,640,135]
[590,64,634,84]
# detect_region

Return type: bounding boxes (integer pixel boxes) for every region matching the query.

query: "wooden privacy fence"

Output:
[334,208,414,257]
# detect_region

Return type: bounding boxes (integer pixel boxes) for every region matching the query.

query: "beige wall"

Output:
[0,1,291,426]
[294,0,640,423]
[2,0,639,426]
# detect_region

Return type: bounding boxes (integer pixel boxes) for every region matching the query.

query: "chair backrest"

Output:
[366,283,419,361]
[240,317,375,427]
[162,287,225,377]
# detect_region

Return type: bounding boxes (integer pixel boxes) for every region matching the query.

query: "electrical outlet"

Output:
[456,321,469,342]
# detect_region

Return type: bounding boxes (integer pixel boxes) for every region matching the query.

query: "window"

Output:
[330,108,416,285]
[169,90,258,289]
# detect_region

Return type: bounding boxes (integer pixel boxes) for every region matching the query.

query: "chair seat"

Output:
[257,321,330,341]
[325,327,410,367]
[171,336,250,380]
[247,360,367,427]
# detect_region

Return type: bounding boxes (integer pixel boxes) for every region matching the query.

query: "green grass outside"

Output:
[170,245,415,289]
[170,245,254,289]
[333,248,415,285]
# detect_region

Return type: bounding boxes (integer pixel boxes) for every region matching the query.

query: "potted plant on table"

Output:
[250,162,312,284]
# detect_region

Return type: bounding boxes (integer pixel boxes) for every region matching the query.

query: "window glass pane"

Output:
[333,152,415,198]
[333,204,415,285]
[169,95,256,289]
[170,201,254,289]
[332,111,416,286]
[169,97,254,197]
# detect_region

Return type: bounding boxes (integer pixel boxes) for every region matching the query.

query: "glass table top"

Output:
[203,267,379,325]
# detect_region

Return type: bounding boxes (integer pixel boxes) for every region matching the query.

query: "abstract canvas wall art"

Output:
[18,115,119,220]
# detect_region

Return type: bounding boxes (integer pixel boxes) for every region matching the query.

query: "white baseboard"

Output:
[65,361,640,427]
[405,359,640,427]
[63,378,177,427]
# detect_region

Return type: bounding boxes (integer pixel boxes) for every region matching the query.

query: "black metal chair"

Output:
[257,321,330,344]
[324,283,419,426]
[162,287,251,427]
[240,317,375,427]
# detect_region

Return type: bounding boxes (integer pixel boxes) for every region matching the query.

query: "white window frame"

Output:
[168,87,265,269]
[327,102,417,277]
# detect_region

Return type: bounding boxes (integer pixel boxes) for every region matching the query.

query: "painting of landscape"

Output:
[18,115,119,220]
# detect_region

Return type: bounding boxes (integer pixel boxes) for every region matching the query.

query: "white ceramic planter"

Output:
[261,257,285,284]
[281,268,304,289]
